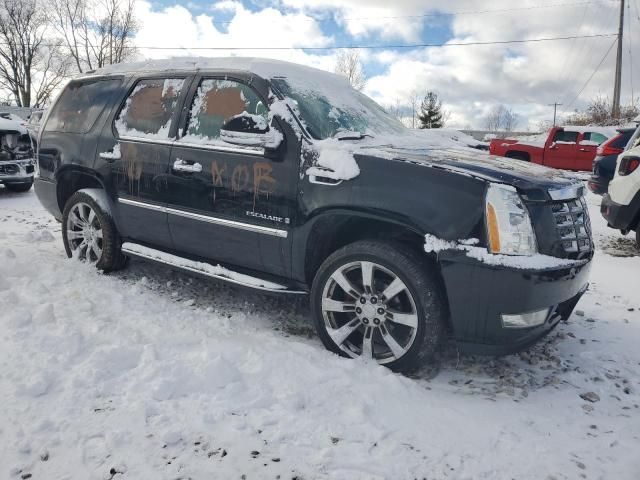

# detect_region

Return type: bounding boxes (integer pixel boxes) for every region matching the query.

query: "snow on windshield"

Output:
[270,77,406,140]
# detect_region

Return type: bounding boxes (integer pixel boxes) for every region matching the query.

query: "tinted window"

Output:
[115,78,186,139]
[583,132,608,145]
[553,130,579,143]
[180,79,267,144]
[611,130,634,149]
[45,79,121,133]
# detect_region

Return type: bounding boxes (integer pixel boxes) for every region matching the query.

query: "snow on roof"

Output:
[562,125,618,137]
[91,56,350,85]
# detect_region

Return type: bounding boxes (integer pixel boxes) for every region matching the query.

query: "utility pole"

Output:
[548,102,563,126]
[612,0,625,118]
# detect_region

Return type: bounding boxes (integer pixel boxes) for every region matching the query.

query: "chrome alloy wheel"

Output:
[66,202,103,263]
[321,261,419,364]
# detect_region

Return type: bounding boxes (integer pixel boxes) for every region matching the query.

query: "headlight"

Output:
[485,183,537,255]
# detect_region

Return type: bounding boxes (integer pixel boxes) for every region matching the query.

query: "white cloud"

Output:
[129,0,640,129]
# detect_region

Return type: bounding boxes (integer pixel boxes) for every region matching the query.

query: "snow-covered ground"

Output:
[1,186,639,480]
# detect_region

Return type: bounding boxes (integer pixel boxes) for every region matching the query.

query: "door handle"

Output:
[579,148,588,152]
[173,158,202,173]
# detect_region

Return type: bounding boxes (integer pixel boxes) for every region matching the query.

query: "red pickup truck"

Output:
[489,126,616,171]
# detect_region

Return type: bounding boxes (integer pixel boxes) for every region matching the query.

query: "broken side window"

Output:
[181,79,268,145]
[115,78,186,139]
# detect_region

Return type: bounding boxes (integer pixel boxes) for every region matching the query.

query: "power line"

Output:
[565,37,618,110]
[559,3,618,106]
[557,2,591,92]
[2,32,611,52]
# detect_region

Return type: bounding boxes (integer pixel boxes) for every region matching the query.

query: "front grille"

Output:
[551,197,592,258]
[0,164,19,175]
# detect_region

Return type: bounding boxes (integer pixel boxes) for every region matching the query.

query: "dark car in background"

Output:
[0,113,35,192]
[589,126,638,195]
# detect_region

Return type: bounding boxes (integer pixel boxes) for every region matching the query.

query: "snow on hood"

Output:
[308,129,577,190]
[0,114,27,134]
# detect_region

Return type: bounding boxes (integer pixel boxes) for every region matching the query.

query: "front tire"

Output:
[310,240,446,373]
[62,191,127,272]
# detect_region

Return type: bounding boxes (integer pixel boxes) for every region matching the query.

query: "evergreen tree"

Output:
[418,91,444,129]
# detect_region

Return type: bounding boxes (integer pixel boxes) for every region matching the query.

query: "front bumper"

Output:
[0,159,35,184]
[439,250,591,355]
[601,193,639,232]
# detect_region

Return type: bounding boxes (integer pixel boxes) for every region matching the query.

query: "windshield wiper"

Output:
[333,131,372,141]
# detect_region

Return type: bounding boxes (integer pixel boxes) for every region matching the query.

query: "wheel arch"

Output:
[505,150,531,162]
[55,165,111,212]
[295,209,440,287]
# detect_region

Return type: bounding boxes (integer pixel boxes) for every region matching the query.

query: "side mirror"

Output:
[220,113,282,149]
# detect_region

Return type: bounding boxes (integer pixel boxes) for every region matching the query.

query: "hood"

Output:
[354,137,582,202]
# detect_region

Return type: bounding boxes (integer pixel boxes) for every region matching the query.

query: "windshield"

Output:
[270,77,407,140]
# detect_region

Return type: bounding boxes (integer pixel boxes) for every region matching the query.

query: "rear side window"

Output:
[582,132,608,145]
[553,130,579,143]
[180,78,268,145]
[115,78,186,139]
[45,79,121,133]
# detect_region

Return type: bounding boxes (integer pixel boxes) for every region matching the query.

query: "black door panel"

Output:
[166,145,288,272]
[96,75,192,249]
[164,75,298,276]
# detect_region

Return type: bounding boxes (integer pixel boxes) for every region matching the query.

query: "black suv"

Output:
[35,58,592,372]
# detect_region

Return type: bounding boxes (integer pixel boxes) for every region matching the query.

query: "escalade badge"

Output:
[246,211,290,224]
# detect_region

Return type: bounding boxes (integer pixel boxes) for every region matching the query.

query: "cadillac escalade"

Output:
[34,58,593,372]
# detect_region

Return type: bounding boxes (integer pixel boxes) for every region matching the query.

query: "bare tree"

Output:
[484,105,519,133]
[334,50,366,91]
[51,0,137,73]
[484,105,505,132]
[0,0,69,107]
[565,95,639,126]
[406,90,421,129]
[502,108,519,132]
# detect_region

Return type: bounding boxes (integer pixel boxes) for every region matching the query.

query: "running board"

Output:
[121,242,307,295]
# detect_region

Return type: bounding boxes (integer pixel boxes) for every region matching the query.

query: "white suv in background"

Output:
[601,117,640,247]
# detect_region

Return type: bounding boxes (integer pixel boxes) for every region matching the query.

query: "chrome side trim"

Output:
[117,198,288,238]
[173,141,265,157]
[118,197,166,212]
[166,207,288,238]
[119,135,175,147]
[121,243,306,294]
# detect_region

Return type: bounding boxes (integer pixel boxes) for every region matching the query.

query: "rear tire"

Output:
[4,180,33,192]
[505,151,530,162]
[62,191,127,272]
[310,240,446,373]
